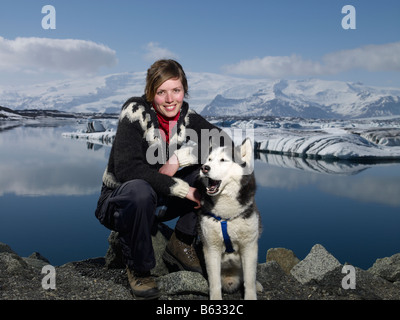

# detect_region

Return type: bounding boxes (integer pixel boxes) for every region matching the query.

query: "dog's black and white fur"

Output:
[198,138,262,300]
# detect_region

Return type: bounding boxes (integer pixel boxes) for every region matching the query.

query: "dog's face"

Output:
[200,138,253,196]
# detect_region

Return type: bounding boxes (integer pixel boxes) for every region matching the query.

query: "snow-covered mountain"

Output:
[201,79,400,119]
[1,72,400,119]
[0,72,248,115]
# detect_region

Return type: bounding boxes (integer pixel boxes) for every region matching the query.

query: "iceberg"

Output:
[62,120,115,146]
[86,119,106,133]
[62,130,115,146]
[357,128,400,146]
[61,116,400,161]
[215,117,400,161]
[253,121,400,161]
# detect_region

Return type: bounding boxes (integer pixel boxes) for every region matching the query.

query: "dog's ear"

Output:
[240,138,253,162]
[239,138,254,173]
[208,136,213,153]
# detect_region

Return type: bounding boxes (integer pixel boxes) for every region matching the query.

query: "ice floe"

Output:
[61,117,400,161]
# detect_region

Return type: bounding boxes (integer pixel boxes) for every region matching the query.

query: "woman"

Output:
[95,59,229,299]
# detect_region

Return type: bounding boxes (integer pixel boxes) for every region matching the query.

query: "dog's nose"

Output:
[201,165,210,173]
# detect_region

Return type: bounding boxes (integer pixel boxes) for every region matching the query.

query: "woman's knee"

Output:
[112,180,157,232]
[117,179,157,206]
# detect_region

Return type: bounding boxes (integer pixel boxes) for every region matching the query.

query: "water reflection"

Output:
[87,142,107,151]
[254,152,400,269]
[3,124,398,206]
[0,122,399,268]
[255,152,400,207]
[0,123,112,264]
[0,124,109,196]
[256,152,370,175]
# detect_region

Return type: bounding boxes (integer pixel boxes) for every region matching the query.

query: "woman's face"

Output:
[153,78,184,119]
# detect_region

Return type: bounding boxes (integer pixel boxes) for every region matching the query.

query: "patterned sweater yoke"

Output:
[102,96,223,198]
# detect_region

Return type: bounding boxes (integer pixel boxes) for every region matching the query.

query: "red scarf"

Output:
[153,103,180,144]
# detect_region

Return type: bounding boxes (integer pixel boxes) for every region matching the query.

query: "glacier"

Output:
[256,128,400,160]
[61,116,400,161]
[227,117,400,161]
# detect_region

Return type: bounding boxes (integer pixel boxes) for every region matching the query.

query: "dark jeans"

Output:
[95,166,200,272]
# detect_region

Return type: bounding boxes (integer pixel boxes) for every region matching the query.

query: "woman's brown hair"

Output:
[145,59,189,102]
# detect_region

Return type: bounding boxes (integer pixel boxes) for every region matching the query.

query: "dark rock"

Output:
[311,265,400,300]
[1,239,399,300]
[157,271,208,297]
[104,231,124,269]
[0,250,41,300]
[0,251,31,277]
[0,242,16,254]
[105,223,171,276]
[256,261,316,300]
[22,252,51,270]
[28,252,50,263]
[368,253,400,283]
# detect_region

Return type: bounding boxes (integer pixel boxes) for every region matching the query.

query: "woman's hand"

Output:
[159,154,179,177]
[159,154,201,208]
[186,187,201,209]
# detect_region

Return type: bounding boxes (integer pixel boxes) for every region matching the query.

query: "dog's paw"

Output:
[209,292,223,300]
[244,291,258,300]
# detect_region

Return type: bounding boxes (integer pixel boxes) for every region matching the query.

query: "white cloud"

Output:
[0,37,118,75]
[322,42,400,73]
[143,42,178,62]
[223,42,400,78]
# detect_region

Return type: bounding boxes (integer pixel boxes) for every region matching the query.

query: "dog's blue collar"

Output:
[207,212,235,254]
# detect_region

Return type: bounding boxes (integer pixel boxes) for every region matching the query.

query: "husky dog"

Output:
[198,138,262,300]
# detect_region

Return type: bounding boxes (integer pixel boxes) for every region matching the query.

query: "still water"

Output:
[0,121,399,269]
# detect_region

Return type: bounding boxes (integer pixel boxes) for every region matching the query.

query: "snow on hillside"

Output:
[2,70,400,160]
[1,72,400,119]
[0,72,146,114]
[0,106,22,120]
[0,72,262,114]
[201,79,400,119]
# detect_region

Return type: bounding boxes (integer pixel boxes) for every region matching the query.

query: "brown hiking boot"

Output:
[126,268,160,300]
[162,232,203,274]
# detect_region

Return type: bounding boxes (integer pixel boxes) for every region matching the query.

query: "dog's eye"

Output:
[220,158,225,162]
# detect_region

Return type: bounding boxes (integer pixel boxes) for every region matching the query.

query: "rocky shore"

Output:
[1,224,399,301]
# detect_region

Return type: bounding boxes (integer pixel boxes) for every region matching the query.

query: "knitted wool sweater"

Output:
[102,95,223,198]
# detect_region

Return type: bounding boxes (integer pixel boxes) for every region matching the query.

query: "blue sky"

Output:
[0,0,399,87]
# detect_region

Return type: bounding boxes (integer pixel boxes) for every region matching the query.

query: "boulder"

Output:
[104,231,124,269]
[290,244,341,284]
[0,242,16,254]
[22,252,51,270]
[1,239,400,300]
[312,265,400,300]
[257,261,314,299]
[0,251,30,276]
[105,223,171,276]
[368,253,400,283]
[157,270,209,297]
[266,247,300,275]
